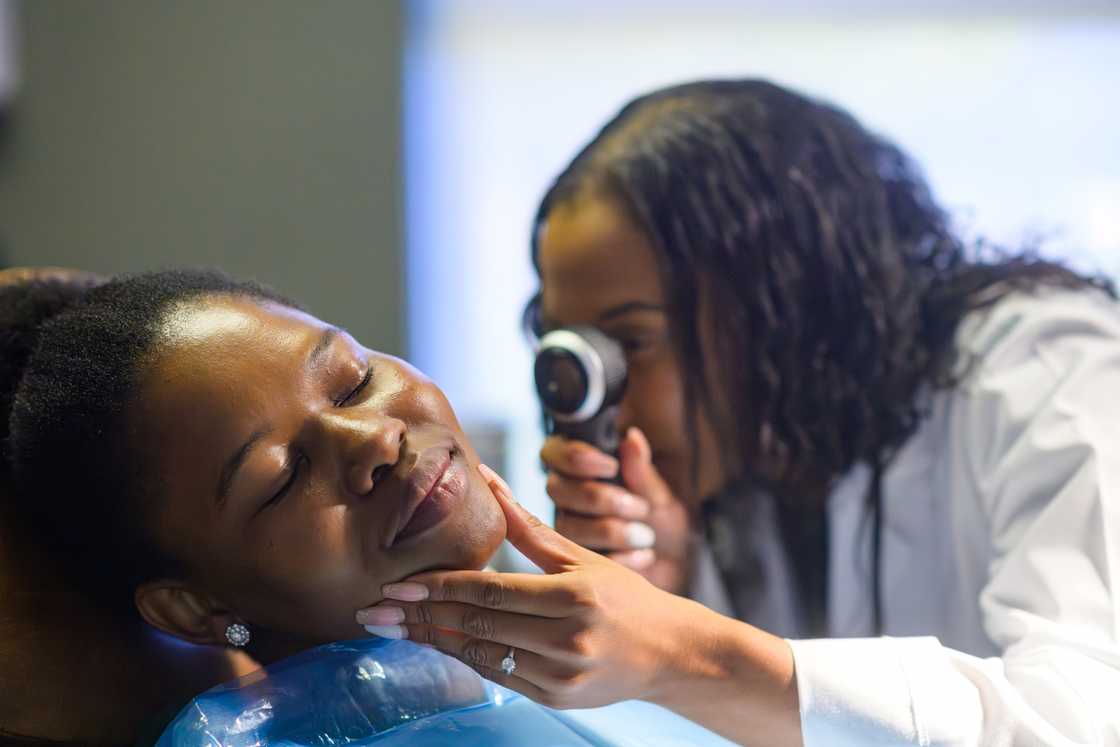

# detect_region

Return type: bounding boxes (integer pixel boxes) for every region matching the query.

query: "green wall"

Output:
[0,0,404,355]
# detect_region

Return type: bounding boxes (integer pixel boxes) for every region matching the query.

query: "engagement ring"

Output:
[500,647,517,675]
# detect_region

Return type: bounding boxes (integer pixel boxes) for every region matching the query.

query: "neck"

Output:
[228,618,324,667]
[0,525,259,744]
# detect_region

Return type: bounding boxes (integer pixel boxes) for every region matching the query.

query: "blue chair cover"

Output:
[156,638,735,746]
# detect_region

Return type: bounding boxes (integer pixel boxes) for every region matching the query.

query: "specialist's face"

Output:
[536,195,727,507]
[135,297,506,643]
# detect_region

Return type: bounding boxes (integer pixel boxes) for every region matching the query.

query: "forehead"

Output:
[537,196,664,326]
[137,298,331,448]
[158,298,318,359]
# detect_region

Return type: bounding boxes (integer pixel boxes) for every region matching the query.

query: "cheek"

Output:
[621,355,728,505]
[690,414,727,502]
[628,366,685,446]
[233,507,370,629]
[382,358,464,429]
[241,475,505,637]
[622,359,690,485]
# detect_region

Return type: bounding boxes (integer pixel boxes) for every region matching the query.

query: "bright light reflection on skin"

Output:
[160,301,303,348]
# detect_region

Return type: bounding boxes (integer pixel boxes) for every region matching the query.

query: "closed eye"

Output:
[260,453,305,511]
[336,366,373,407]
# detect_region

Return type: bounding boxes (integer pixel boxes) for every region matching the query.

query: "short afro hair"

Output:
[9,268,291,615]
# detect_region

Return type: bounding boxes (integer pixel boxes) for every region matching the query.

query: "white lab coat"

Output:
[690,289,1120,745]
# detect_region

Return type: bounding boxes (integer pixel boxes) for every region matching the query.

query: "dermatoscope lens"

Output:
[534,347,589,415]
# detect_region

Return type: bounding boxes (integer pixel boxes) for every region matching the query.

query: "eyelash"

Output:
[263,453,305,510]
[261,364,372,511]
[335,366,373,407]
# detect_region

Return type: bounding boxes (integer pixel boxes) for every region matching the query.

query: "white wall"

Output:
[405,0,1120,531]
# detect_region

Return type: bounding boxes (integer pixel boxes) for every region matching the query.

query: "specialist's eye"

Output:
[618,335,656,354]
[335,364,373,407]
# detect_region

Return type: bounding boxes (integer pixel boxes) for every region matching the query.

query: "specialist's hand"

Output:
[356,465,804,745]
[540,427,691,594]
[355,463,710,710]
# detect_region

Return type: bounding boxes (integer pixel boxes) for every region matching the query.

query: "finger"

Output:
[465,660,554,705]
[555,511,655,552]
[619,427,675,509]
[409,626,556,694]
[546,472,649,520]
[480,463,599,572]
[357,600,565,658]
[540,436,618,480]
[386,568,588,617]
[607,548,656,571]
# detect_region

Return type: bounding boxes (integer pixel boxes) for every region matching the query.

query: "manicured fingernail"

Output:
[626,522,656,549]
[479,463,500,483]
[363,624,408,639]
[577,450,616,476]
[618,548,656,569]
[627,428,652,461]
[356,606,405,625]
[479,464,519,505]
[615,493,649,519]
[382,582,429,601]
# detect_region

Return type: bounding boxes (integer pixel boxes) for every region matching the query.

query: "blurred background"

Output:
[1,0,1117,559]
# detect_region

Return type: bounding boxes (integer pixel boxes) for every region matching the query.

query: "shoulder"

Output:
[936,286,1120,518]
[952,287,1120,384]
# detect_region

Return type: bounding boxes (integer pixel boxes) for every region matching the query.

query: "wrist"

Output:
[647,599,803,746]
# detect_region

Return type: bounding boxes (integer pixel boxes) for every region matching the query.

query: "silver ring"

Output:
[500,646,517,675]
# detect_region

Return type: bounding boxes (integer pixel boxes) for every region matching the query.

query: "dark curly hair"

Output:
[8,268,290,616]
[527,78,1113,500]
[0,271,104,479]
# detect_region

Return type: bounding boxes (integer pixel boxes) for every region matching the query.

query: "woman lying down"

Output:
[2,269,734,746]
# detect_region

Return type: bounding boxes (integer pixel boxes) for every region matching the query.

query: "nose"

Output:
[319,409,406,497]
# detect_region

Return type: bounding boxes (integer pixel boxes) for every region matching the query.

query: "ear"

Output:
[134,580,237,646]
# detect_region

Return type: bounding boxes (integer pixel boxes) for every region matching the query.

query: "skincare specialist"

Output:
[355,80,1120,746]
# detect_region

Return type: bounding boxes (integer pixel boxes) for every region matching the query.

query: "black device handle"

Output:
[550,405,625,555]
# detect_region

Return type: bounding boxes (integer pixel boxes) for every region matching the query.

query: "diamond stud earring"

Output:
[225,622,250,647]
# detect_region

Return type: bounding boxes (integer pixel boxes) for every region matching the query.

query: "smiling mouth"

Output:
[388,445,467,547]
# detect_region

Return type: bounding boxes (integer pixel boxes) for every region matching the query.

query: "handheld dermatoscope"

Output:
[533,326,628,458]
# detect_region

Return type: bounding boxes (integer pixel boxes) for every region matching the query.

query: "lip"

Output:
[388,446,466,547]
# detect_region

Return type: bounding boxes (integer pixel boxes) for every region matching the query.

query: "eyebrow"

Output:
[597,301,666,324]
[539,302,666,334]
[307,326,341,371]
[215,326,341,507]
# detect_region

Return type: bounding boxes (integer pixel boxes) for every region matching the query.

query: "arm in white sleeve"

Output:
[790,292,1120,746]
